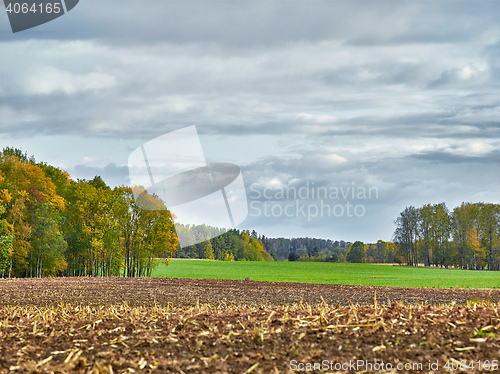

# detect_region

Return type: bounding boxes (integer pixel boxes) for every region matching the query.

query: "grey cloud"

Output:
[1,0,498,242]
[344,2,498,46]
[327,63,422,86]
[2,1,496,50]
[409,150,500,164]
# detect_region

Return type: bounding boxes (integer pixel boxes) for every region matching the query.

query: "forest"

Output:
[0,148,181,278]
[0,148,274,278]
[1,148,498,277]
[175,225,275,261]
[271,203,500,271]
[393,202,500,270]
[276,238,398,264]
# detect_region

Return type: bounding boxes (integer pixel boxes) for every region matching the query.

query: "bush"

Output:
[326,253,339,262]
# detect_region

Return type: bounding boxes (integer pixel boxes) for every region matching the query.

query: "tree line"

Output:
[267,237,350,261]
[0,148,178,277]
[175,226,274,261]
[0,148,274,278]
[279,238,399,264]
[1,148,497,275]
[260,202,499,271]
[393,202,500,270]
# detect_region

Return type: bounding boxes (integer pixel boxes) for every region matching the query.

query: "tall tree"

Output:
[0,205,14,276]
[346,241,365,263]
[30,204,67,277]
[430,203,451,267]
[477,203,500,271]
[0,150,65,277]
[418,204,433,266]
[451,203,477,269]
[393,206,419,266]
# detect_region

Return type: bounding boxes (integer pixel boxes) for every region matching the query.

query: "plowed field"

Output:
[0,278,499,373]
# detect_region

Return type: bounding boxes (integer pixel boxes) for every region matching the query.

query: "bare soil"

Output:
[0,278,499,373]
[0,277,499,307]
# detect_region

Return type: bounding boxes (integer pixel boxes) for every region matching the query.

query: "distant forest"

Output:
[268,201,500,271]
[179,204,500,272]
[1,148,498,278]
[175,226,274,262]
[267,237,398,264]
[172,204,500,271]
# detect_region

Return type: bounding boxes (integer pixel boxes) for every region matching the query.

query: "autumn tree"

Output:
[117,187,178,277]
[0,150,66,277]
[200,240,215,260]
[451,203,478,269]
[396,202,498,270]
[477,203,500,271]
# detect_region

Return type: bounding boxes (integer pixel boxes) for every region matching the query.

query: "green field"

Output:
[152,260,500,289]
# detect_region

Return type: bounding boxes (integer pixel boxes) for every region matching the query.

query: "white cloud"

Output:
[24,67,116,95]
[447,141,496,157]
[328,154,347,164]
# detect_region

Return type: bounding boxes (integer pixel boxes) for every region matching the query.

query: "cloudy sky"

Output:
[0,0,498,243]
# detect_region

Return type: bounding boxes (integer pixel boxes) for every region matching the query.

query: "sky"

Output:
[0,0,499,243]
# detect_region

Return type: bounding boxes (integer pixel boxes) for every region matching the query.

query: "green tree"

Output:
[393,206,419,266]
[30,204,67,277]
[346,241,365,263]
[0,205,14,276]
[418,204,433,266]
[430,203,451,267]
[451,203,476,269]
[200,240,214,260]
[477,203,500,271]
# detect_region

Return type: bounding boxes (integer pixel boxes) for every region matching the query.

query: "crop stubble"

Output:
[0,278,499,373]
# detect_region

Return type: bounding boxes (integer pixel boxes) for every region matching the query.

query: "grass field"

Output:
[152,260,500,289]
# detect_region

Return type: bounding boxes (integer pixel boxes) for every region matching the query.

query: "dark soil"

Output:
[0,277,499,307]
[0,278,499,373]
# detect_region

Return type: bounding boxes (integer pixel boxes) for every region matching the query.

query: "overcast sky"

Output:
[0,0,499,243]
